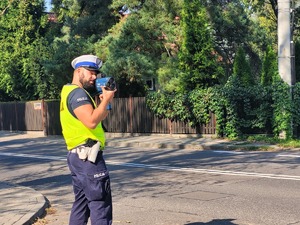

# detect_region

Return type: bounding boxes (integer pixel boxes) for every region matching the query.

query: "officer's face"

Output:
[79,68,97,91]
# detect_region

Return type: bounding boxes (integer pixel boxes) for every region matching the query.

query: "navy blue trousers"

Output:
[67,151,112,225]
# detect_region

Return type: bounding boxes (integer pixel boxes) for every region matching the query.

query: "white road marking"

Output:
[0,152,67,161]
[277,154,300,158]
[1,152,300,181]
[108,161,300,181]
[214,151,300,159]
[212,150,244,154]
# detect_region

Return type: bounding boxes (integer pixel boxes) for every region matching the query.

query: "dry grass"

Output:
[46,207,57,215]
[32,218,47,225]
[32,207,57,225]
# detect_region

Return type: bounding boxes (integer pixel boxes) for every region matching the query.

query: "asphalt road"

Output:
[1,135,300,225]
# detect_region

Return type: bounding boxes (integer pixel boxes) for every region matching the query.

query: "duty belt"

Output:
[70,140,101,163]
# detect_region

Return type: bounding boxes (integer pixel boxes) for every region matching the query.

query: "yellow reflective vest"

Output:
[60,84,105,150]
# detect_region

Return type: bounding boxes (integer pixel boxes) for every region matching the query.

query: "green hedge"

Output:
[146,80,300,139]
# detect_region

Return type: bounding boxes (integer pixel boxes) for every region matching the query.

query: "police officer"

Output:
[60,54,116,225]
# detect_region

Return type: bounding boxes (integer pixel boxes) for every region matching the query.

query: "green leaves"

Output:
[0,0,47,100]
[146,81,295,139]
[261,45,278,86]
[233,47,254,86]
[272,80,293,139]
[146,89,212,128]
[178,0,224,91]
[97,0,183,96]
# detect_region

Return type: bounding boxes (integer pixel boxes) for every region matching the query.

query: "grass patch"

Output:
[226,144,275,151]
[32,207,57,225]
[32,218,47,225]
[46,207,57,215]
[237,134,300,148]
[276,139,300,148]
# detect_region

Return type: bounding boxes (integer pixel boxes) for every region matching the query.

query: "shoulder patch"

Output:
[77,97,88,102]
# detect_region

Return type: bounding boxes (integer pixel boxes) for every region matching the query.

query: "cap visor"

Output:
[82,66,100,73]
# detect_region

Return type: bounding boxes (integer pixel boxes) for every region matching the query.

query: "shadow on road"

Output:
[186,219,237,225]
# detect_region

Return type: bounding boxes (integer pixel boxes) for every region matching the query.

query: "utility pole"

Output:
[277,0,296,138]
[278,0,295,86]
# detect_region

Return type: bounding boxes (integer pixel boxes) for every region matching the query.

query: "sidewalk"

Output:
[0,182,48,225]
[105,133,282,151]
[0,132,285,224]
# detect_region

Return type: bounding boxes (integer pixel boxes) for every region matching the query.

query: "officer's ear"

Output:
[75,67,82,76]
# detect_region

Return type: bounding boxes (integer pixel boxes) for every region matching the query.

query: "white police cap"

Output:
[71,55,103,73]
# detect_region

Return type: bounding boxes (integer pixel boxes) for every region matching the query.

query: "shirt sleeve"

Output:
[67,88,93,118]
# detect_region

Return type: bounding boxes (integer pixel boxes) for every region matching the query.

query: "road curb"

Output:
[24,195,50,225]
[0,182,50,225]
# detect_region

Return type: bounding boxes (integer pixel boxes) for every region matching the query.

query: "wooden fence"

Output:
[0,101,44,131]
[0,97,216,136]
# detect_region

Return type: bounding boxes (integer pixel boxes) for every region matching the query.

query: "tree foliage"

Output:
[206,0,269,81]
[0,0,275,100]
[178,0,224,91]
[42,0,117,97]
[232,47,254,86]
[261,45,278,86]
[97,0,183,96]
[0,0,47,100]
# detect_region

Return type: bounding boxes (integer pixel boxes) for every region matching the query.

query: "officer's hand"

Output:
[99,86,117,103]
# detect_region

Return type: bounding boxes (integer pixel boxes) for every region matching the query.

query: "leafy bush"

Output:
[292,83,300,130]
[146,78,299,139]
[146,92,191,122]
[271,79,293,139]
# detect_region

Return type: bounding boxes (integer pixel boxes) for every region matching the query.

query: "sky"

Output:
[45,0,52,12]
